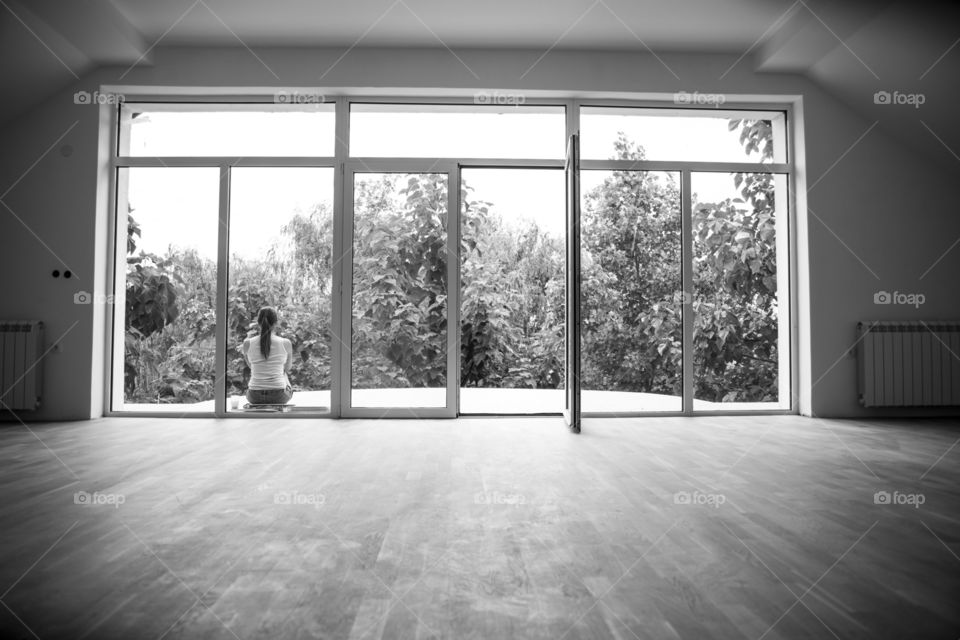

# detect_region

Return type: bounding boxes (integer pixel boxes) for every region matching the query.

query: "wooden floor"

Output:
[0,415,958,640]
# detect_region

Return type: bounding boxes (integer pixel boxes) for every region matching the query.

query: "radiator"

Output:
[858,321,960,407]
[0,321,44,411]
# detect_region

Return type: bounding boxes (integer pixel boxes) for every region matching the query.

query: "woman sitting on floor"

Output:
[242,306,294,405]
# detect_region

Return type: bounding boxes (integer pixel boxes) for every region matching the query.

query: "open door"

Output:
[564,134,581,433]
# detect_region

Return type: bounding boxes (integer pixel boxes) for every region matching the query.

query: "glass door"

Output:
[341,163,458,417]
[458,167,565,415]
[225,167,336,414]
[579,170,684,414]
[564,135,581,432]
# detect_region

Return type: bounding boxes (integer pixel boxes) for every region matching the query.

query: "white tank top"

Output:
[247,334,290,389]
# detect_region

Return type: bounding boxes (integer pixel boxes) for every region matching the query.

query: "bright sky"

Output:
[124,107,769,259]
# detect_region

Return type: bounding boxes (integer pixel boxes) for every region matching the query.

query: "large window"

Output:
[580,107,786,163]
[459,168,565,414]
[226,168,336,413]
[108,96,794,416]
[580,170,683,413]
[350,103,565,159]
[118,103,336,157]
[349,171,450,410]
[113,167,220,412]
[691,172,789,408]
[578,105,791,412]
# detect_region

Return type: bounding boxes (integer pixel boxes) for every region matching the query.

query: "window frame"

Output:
[102,91,798,418]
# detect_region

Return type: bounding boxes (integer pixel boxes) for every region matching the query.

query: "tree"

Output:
[121,116,780,406]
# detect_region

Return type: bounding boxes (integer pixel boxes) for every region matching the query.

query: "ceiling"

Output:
[2,0,958,167]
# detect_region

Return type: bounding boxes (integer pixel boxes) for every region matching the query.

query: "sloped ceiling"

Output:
[2,0,958,167]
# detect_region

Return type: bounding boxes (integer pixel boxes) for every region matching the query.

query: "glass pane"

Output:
[580,107,785,163]
[226,168,335,413]
[459,169,565,414]
[119,103,335,156]
[580,170,683,413]
[351,173,448,408]
[350,103,565,158]
[692,172,787,410]
[115,167,219,411]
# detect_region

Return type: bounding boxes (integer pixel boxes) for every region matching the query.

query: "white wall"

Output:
[1,46,957,420]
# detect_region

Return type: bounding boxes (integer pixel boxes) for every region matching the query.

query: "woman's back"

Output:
[246,334,290,390]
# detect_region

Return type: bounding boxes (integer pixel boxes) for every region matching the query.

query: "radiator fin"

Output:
[0,321,44,411]
[858,321,960,407]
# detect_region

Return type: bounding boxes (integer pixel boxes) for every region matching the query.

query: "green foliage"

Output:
[581,135,684,397]
[460,186,565,390]
[123,119,780,407]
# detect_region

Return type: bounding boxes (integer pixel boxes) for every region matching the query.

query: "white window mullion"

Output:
[681,170,694,415]
[331,96,350,417]
[213,164,231,416]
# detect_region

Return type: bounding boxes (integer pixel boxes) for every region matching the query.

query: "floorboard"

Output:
[0,415,958,639]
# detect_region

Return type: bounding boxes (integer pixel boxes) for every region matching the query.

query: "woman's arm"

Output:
[284,338,294,374]
[241,338,251,367]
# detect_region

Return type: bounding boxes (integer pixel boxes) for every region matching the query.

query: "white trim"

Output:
[101,92,801,418]
[582,160,789,173]
[331,96,349,417]
[99,85,802,105]
[341,161,458,418]
[113,157,336,167]
[214,166,231,415]
[681,171,694,414]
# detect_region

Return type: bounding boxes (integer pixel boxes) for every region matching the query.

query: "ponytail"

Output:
[257,306,278,359]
